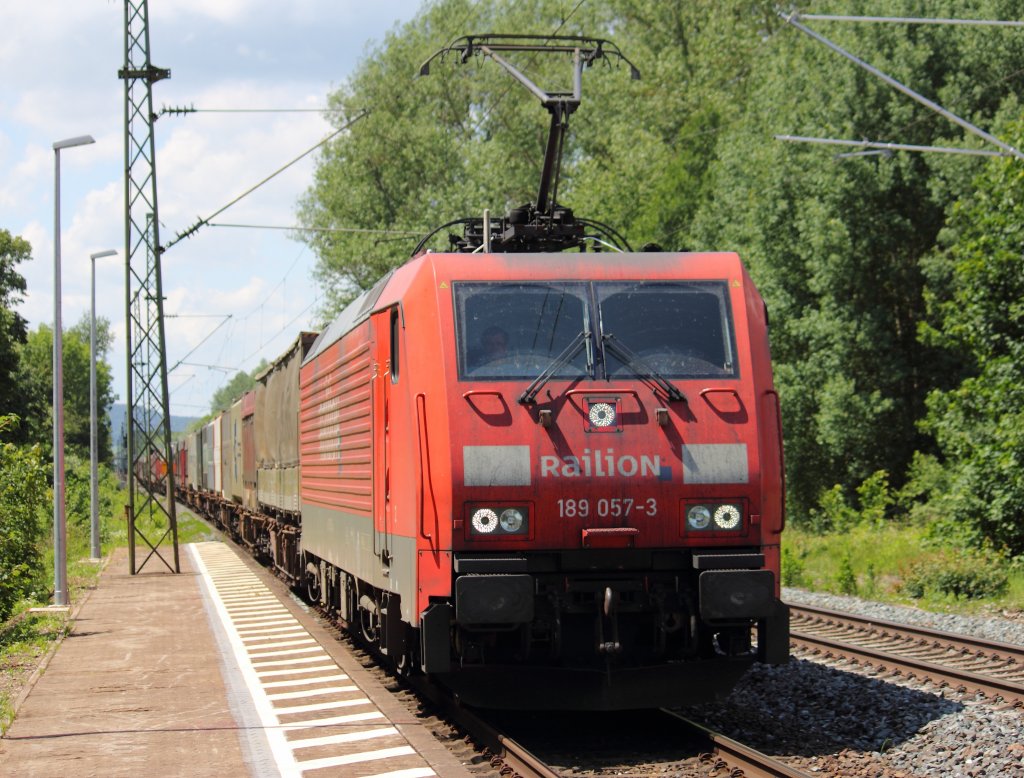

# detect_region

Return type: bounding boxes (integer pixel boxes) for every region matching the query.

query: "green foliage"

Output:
[13,316,116,461]
[917,119,1024,554]
[299,0,778,313]
[0,230,31,424]
[210,369,257,415]
[781,545,807,587]
[836,554,858,596]
[803,470,894,534]
[857,470,893,528]
[900,548,1009,601]
[807,484,857,534]
[0,416,49,621]
[296,1,1024,554]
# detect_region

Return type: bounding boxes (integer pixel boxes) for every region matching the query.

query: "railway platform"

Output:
[0,542,473,778]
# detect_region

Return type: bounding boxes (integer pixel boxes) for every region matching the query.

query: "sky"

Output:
[1,0,424,420]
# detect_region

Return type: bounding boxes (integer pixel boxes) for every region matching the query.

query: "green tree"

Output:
[690,0,1024,520]
[0,230,32,427]
[15,315,116,462]
[296,0,1024,533]
[0,415,48,620]
[918,120,1024,553]
[210,368,258,415]
[298,0,777,314]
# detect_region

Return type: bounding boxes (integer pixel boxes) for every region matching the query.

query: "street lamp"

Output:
[53,134,95,607]
[89,249,117,562]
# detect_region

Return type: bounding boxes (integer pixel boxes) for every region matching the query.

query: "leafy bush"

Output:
[781,545,807,588]
[0,416,48,620]
[836,554,858,596]
[900,549,1009,601]
[803,470,894,534]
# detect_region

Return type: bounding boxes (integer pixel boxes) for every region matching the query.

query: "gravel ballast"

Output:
[679,589,1024,777]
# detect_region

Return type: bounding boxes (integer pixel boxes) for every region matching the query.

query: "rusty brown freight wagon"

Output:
[254,332,318,517]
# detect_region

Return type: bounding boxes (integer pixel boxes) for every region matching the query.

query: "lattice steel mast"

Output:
[120,0,179,574]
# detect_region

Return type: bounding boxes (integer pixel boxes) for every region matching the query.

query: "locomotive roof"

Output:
[302,250,747,366]
[304,269,395,366]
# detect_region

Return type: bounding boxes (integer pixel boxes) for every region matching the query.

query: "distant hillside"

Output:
[108,403,200,441]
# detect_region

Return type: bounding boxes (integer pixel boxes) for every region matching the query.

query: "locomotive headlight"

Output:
[471,508,499,534]
[713,504,742,530]
[499,508,525,533]
[687,505,712,530]
[588,402,616,428]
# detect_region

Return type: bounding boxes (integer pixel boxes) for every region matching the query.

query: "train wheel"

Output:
[358,589,381,645]
[305,557,321,603]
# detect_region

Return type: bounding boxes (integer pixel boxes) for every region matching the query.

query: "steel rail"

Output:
[406,676,560,778]
[789,603,1024,661]
[790,621,1024,705]
[661,710,815,778]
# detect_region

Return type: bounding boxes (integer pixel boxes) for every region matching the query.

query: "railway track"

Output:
[661,710,815,778]
[789,603,1024,705]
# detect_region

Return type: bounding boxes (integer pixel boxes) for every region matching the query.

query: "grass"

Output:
[0,613,71,734]
[783,523,1024,615]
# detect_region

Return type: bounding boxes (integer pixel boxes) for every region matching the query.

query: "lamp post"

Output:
[53,134,95,607]
[89,249,117,562]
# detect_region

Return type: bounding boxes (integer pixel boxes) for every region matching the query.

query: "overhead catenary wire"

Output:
[798,14,1024,27]
[778,11,1024,162]
[167,314,232,375]
[774,135,1009,157]
[241,294,321,365]
[161,105,337,115]
[208,221,423,236]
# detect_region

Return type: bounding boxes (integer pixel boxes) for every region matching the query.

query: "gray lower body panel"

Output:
[300,502,418,624]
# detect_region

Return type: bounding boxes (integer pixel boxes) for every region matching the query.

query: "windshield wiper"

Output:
[601,333,686,403]
[518,330,591,405]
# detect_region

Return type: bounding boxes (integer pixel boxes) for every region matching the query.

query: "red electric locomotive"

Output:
[295,35,787,709]
[298,247,787,709]
[179,34,788,709]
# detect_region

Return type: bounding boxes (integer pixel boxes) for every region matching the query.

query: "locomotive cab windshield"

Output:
[455,279,739,387]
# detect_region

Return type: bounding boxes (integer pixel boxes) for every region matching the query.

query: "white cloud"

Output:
[2,0,422,417]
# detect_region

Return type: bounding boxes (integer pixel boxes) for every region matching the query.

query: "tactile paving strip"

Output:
[190,541,436,778]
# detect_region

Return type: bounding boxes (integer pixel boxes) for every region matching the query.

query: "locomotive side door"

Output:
[371,307,397,567]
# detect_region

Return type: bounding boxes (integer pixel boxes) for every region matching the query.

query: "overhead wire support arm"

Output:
[774,135,1009,158]
[797,14,1024,28]
[778,10,1024,162]
[163,109,369,252]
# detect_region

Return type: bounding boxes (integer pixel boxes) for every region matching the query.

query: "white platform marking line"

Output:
[237,624,302,635]
[248,646,323,659]
[288,726,398,750]
[296,746,416,772]
[278,710,385,731]
[262,674,349,689]
[246,636,318,648]
[251,655,332,669]
[255,662,338,675]
[267,685,359,702]
[219,596,277,604]
[239,627,305,638]
[273,697,371,716]
[362,769,437,778]
[191,542,436,778]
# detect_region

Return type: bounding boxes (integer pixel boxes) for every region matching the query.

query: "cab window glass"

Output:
[454,282,589,379]
[598,281,737,378]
